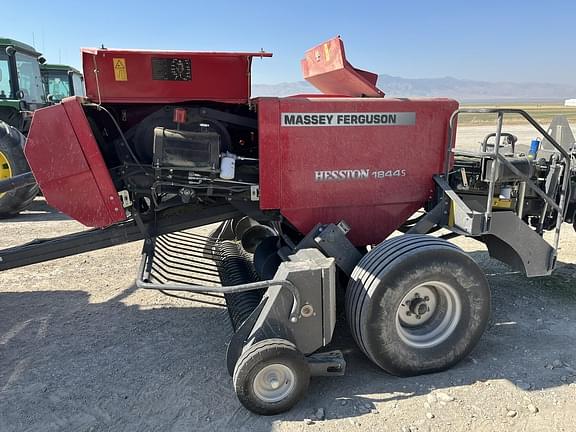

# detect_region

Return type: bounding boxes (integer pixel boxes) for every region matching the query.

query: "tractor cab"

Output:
[0,37,47,131]
[41,64,85,103]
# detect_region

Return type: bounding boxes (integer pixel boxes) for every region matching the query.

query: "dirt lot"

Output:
[1,125,576,432]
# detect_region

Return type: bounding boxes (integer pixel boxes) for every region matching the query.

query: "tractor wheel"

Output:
[233,339,310,415]
[0,121,38,218]
[346,234,490,376]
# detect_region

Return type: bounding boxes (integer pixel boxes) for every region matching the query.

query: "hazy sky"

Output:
[3,0,575,85]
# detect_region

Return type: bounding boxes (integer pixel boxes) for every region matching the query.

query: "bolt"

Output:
[414,293,420,298]
[424,296,430,301]
[416,315,421,319]
[301,304,314,318]
[406,311,412,316]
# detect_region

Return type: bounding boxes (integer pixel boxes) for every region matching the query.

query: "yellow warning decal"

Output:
[113,58,127,81]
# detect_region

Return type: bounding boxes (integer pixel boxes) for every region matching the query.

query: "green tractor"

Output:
[0,37,47,216]
[0,39,84,217]
[41,63,85,102]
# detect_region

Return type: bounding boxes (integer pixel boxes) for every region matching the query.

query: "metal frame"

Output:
[0,204,242,271]
[445,108,572,258]
[0,49,18,102]
[137,235,302,323]
[135,224,342,377]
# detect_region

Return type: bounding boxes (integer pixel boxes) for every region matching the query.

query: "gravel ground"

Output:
[1,125,576,431]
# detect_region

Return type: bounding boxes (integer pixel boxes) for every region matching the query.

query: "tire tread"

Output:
[346,234,487,374]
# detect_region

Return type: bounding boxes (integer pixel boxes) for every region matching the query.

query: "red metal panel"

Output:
[258,96,458,245]
[257,98,281,209]
[82,48,272,104]
[25,97,126,227]
[301,37,384,97]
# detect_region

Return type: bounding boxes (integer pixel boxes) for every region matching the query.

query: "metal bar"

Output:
[537,159,560,234]
[484,112,503,229]
[165,231,219,243]
[137,278,301,323]
[517,182,527,219]
[155,241,219,263]
[0,172,36,193]
[151,256,220,279]
[163,232,218,245]
[0,204,242,271]
[434,175,475,214]
[553,162,570,260]
[406,202,444,234]
[452,149,497,158]
[444,111,459,176]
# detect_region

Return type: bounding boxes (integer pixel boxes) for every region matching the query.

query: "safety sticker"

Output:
[113,58,127,81]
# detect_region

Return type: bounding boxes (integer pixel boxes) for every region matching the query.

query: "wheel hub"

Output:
[396,281,462,348]
[399,286,437,326]
[252,363,296,403]
[0,150,12,198]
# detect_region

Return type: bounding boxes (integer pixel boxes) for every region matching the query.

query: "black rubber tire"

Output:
[0,121,38,218]
[345,234,490,377]
[233,339,310,415]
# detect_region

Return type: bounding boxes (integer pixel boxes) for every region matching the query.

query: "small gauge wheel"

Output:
[233,339,310,415]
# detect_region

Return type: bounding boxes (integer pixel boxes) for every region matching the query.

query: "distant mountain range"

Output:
[252,74,576,103]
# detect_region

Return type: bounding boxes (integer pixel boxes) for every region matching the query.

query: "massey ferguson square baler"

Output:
[0,37,575,414]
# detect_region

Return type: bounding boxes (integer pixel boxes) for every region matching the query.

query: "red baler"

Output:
[1,37,574,414]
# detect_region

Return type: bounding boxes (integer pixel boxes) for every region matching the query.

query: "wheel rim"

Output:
[252,363,296,403]
[0,150,12,199]
[395,281,462,349]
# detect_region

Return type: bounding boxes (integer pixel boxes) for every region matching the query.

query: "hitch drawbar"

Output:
[0,172,36,193]
[136,228,345,415]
